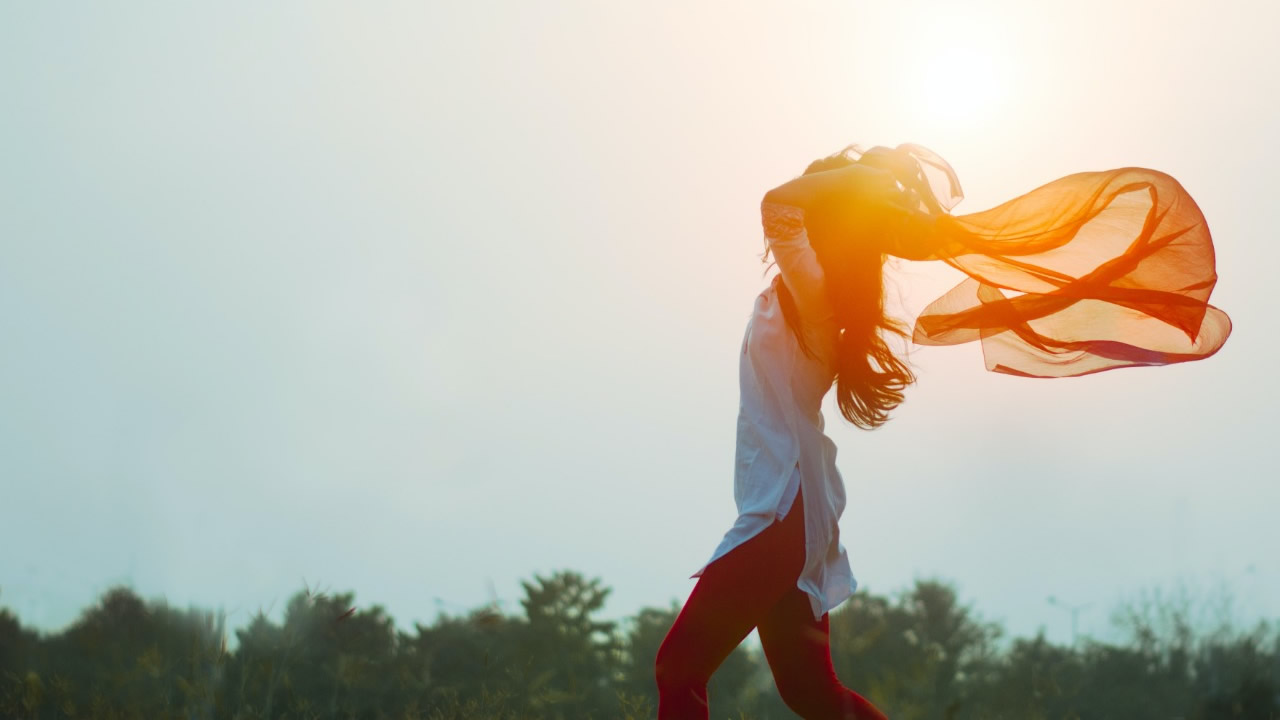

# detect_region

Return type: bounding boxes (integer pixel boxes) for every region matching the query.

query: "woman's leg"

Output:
[654,486,807,719]
[757,586,888,720]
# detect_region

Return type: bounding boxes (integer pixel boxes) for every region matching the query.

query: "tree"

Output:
[513,569,624,720]
[819,579,1003,719]
[222,582,402,719]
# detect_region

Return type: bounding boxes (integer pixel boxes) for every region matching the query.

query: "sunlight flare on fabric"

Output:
[902,153,1232,377]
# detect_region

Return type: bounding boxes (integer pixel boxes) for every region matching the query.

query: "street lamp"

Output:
[1047,595,1092,647]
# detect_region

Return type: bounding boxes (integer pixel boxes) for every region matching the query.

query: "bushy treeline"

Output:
[1,570,1277,719]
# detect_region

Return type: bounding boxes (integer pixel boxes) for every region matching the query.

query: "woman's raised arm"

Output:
[762,162,898,212]
[763,162,937,257]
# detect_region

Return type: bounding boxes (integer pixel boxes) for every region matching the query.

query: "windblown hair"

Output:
[762,146,919,431]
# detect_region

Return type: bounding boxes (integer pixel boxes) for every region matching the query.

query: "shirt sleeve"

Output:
[761,200,835,326]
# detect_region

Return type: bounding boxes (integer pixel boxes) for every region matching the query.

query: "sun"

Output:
[922,48,1008,126]
[906,16,1014,132]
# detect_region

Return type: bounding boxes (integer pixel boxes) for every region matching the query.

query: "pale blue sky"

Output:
[2,1,1276,654]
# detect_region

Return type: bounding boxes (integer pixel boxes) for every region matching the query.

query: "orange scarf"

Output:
[869,144,1232,377]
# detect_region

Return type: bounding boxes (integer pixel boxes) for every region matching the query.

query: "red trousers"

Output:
[654,486,887,719]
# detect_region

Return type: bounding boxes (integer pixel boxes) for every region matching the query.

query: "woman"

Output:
[653,143,1230,719]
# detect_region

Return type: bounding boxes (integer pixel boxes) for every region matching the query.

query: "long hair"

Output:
[762,146,919,430]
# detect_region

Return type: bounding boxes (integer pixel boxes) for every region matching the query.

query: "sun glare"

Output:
[923,48,1006,124]
[906,15,1013,132]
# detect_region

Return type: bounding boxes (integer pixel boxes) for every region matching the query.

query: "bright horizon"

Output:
[1,1,1276,655]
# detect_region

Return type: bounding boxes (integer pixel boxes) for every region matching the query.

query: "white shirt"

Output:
[690,202,858,622]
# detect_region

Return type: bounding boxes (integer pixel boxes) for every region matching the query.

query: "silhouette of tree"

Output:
[0,586,225,720]
[811,578,1002,718]
[1191,624,1279,720]
[0,605,43,718]
[408,604,525,711]
[617,603,678,706]
[0,605,39,678]
[513,569,623,719]
[2,571,1277,719]
[221,584,402,719]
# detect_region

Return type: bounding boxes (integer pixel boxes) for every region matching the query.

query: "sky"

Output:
[2,1,1277,656]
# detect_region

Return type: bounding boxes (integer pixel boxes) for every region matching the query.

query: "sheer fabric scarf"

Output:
[854,143,1232,378]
